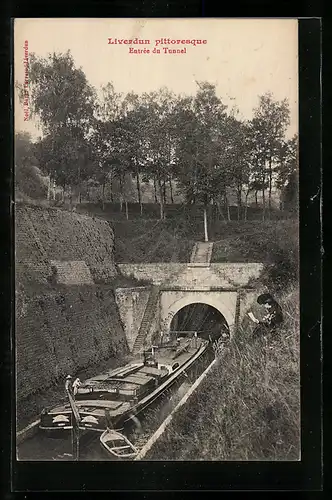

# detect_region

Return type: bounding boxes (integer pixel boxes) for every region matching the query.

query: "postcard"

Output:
[14,18,299,463]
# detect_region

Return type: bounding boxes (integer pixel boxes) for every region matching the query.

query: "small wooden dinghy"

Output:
[100,429,138,460]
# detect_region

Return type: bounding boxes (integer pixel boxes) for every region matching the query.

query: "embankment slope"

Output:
[15,203,128,416]
[146,287,300,461]
[15,202,118,284]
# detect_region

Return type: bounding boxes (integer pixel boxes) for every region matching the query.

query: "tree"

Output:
[174,82,228,239]
[223,118,254,220]
[246,118,268,219]
[89,83,124,208]
[15,132,37,169]
[276,135,298,212]
[92,85,150,214]
[252,93,290,218]
[117,92,151,214]
[15,132,48,200]
[110,123,135,217]
[17,51,96,201]
[141,88,178,220]
[98,82,123,123]
[89,119,115,209]
[34,127,93,203]
[21,51,96,135]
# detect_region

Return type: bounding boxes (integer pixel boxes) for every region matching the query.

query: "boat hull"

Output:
[99,429,138,460]
[39,340,215,435]
[119,341,215,431]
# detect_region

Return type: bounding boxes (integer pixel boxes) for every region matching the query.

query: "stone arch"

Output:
[161,291,237,335]
[169,302,230,338]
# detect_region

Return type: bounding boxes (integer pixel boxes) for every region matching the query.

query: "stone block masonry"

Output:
[16,203,118,284]
[160,290,238,336]
[15,203,128,404]
[117,262,264,349]
[16,285,129,401]
[117,264,187,286]
[132,286,161,354]
[50,260,94,285]
[118,263,264,289]
[114,286,161,353]
[115,287,151,351]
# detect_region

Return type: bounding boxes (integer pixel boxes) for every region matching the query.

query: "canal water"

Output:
[17,340,220,462]
[17,379,193,461]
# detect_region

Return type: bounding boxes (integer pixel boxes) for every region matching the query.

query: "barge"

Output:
[39,332,215,435]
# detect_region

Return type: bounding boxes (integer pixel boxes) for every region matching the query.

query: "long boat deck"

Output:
[132,338,203,369]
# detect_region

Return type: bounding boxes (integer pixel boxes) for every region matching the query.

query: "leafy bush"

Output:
[212,220,299,290]
[15,164,48,200]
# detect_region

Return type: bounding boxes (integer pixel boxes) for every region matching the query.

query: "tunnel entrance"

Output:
[169,302,230,342]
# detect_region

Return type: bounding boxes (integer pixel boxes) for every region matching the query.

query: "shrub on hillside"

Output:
[99,271,152,288]
[213,220,298,290]
[16,164,48,200]
[147,286,300,461]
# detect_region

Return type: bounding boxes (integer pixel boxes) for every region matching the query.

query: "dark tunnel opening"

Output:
[169,302,230,342]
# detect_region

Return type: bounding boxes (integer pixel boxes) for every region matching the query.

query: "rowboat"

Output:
[100,428,138,460]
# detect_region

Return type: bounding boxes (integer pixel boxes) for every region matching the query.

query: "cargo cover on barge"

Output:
[39,332,215,434]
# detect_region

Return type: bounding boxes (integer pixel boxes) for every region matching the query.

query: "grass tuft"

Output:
[147,285,300,461]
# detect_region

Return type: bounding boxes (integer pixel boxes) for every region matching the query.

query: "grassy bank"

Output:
[112,218,298,267]
[113,219,196,263]
[147,286,300,461]
[212,220,298,263]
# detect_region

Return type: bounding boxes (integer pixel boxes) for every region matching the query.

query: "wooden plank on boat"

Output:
[108,364,143,378]
[123,375,154,385]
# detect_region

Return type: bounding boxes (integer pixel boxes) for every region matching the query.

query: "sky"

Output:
[14,18,298,139]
